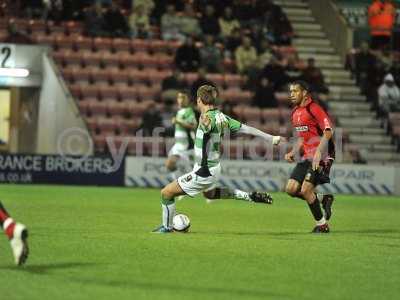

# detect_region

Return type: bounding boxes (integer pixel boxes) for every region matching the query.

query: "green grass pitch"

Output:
[0,184,399,300]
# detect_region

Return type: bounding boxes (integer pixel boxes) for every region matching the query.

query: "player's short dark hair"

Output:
[197,85,218,105]
[290,80,310,92]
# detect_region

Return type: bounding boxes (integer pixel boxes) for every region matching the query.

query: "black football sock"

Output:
[308,198,324,222]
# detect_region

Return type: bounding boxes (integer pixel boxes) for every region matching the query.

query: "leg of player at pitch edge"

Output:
[0,201,29,265]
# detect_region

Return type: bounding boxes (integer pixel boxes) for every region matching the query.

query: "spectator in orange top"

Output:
[368,0,396,50]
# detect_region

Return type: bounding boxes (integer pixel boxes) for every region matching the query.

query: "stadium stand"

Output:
[2,0,399,163]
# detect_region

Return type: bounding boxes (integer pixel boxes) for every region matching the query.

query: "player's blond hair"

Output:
[197,85,218,105]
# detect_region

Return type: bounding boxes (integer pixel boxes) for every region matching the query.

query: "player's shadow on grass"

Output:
[71,277,290,299]
[332,228,400,239]
[0,262,100,274]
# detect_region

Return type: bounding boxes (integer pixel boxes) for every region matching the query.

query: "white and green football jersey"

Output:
[194,108,241,169]
[174,107,197,150]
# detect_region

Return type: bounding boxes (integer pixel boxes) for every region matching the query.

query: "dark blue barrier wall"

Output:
[0,154,125,186]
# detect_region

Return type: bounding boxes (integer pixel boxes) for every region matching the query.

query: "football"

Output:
[173,214,191,232]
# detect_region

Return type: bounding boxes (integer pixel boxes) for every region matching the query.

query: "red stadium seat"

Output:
[183,72,198,85]
[131,39,150,53]
[126,101,147,116]
[100,51,120,69]
[88,100,108,116]
[81,85,99,100]
[81,51,102,67]
[156,54,174,70]
[73,68,91,85]
[93,37,113,52]
[242,107,262,123]
[107,101,127,117]
[127,69,148,85]
[119,87,137,101]
[109,69,130,86]
[261,109,280,123]
[149,40,169,54]
[98,85,119,100]
[206,73,224,87]
[112,38,132,54]
[74,36,93,51]
[224,74,243,88]
[90,68,109,85]
[55,35,76,51]
[28,19,46,35]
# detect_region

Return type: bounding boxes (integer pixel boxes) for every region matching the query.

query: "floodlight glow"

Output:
[0,68,30,77]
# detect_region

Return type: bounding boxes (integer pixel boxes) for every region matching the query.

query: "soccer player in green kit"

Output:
[165,91,197,181]
[153,85,284,233]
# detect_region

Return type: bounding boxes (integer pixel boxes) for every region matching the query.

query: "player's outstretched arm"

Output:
[238,124,283,145]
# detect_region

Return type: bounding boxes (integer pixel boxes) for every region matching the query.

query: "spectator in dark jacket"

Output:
[175,36,201,72]
[162,69,188,102]
[191,67,215,99]
[252,77,278,108]
[199,5,221,37]
[84,2,106,37]
[301,58,329,94]
[260,56,290,90]
[355,42,377,94]
[103,2,130,37]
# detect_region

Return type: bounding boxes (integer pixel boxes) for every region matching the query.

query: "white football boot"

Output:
[10,223,29,266]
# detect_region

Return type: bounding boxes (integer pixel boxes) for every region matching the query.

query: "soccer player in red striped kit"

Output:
[285,81,335,233]
[0,201,29,265]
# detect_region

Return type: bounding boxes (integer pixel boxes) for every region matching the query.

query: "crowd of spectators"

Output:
[346,41,400,118]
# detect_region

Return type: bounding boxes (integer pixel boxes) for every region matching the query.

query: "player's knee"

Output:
[165,159,176,172]
[285,185,298,197]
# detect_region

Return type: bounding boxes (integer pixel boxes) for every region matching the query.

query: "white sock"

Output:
[233,189,251,201]
[316,193,324,202]
[316,216,326,226]
[162,202,176,229]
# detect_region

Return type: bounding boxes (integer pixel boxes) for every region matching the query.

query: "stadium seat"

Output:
[157,54,174,70]
[136,85,161,101]
[242,107,262,123]
[262,109,280,123]
[106,101,127,117]
[88,100,107,116]
[119,87,137,102]
[90,68,109,85]
[112,38,132,54]
[80,51,102,68]
[55,35,76,51]
[65,21,84,36]
[100,51,120,69]
[98,85,119,100]
[109,69,130,86]
[81,85,99,100]
[149,39,169,54]
[183,73,198,85]
[34,34,55,46]
[126,101,147,117]
[28,19,46,35]
[93,37,113,53]
[206,74,224,87]
[147,69,171,85]
[224,74,243,88]
[69,84,82,99]
[93,134,107,152]
[131,39,150,53]
[127,69,148,85]
[73,68,91,85]
[63,50,82,68]
[74,36,93,52]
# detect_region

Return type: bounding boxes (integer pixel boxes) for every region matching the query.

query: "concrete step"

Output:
[329,101,371,111]
[296,30,326,38]
[296,46,336,54]
[299,53,341,62]
[316,61,344,69]
[293,38,331,47]
[275,0,309,8]
[348,143,396,153]
[329,94,366,101]
[349,134,392,144]
[339,117,381,128]
[334,110,374,118]
[322,69,352,78]
[345,127,385,135]
[328,85,361,95]
[292,23,322,31]
[287,15,315,23]
[325,77,356,85]
[283,8,312,16]
[363,151,400,161]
